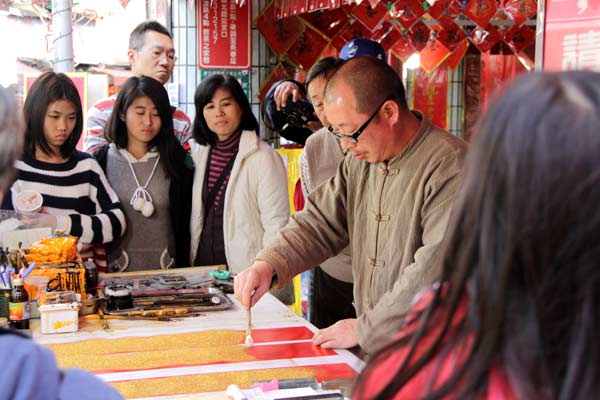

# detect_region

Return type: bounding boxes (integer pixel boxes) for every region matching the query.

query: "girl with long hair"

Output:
[354,71,600,399]
[2,71,125,269]
[95,75,193,272]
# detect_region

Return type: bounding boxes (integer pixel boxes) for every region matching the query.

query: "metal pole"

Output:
[52,0,74,72]
[534,0,546,71]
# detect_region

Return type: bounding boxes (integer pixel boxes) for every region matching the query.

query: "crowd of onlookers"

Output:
[1,18,599,400]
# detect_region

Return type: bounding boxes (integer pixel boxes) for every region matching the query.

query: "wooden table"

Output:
[33,293,364,399]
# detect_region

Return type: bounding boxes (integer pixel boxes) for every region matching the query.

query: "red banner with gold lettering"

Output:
[412,66,448,129]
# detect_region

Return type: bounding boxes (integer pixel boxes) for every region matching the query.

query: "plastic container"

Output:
[15,190,43,215]
[39,302,80,334]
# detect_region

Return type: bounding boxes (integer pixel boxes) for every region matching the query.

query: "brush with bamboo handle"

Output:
[244,291,254,346]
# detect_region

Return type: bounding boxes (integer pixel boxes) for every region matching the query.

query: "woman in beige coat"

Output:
[189,74,292,303]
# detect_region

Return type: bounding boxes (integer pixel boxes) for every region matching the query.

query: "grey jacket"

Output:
[256,113,467,353]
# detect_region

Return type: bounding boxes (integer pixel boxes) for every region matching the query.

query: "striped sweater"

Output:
[206,129,241,210]
[5,152,126,246]
[84,94,192,154]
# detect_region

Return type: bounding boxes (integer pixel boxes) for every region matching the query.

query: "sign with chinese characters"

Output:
[543,0,600,71]
[199,69,251,100]
[198,0,251,69]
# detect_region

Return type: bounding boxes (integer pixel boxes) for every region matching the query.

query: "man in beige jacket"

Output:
[235,57,468,355]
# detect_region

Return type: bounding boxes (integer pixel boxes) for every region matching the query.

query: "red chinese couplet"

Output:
[412,67,448,130]
[198,0,251,69]
[543,0,600,71]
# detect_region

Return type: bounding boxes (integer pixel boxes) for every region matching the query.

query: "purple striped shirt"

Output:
[207,130,242,207]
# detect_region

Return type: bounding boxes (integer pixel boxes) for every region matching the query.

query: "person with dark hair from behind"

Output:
[94,76,193,272]
[0,86,123,400]
[353,70,600,399]
[189,74,293,303]
[1,71,126,272]
[85,20,192,154]
[235,57,467,355]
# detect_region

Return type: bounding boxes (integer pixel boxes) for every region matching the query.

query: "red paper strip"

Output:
[413,66,449,129]
[480,53,526,111]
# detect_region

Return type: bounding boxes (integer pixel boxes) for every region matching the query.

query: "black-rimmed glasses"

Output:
[327,97,392,144]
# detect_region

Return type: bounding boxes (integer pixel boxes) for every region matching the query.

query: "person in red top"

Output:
[353,70,600,399]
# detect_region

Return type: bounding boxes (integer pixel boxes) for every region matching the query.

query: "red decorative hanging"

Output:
[257,2,305,55]
[390,0,426,29]
[504,0,537,26]
[437,24,467,52]
[463,0,498,27]
[351,1,389,31]
[371,22,394,43]
[409,20,431,51]
[337,19,373,43]
[330,34,348,51]
[379,23,404,50]
[287,26,330,69]
[390,30,416,61]
[480,53,527,110]
[420,28,451,73]
[427,0,461,30]
[290,0,309,16]
[503,24,536,54]
[445,39,469,69]
[413,66,449,129]
[489,7,515,38]
[301,8,349,38]
[469,23,501,52]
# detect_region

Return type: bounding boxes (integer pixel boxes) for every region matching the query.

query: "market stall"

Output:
[32,267,364,399]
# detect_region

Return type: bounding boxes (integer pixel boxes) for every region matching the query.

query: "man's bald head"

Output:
[325,56,408,114]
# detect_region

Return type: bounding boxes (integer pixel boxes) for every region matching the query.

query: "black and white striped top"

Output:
[5,151,125,245]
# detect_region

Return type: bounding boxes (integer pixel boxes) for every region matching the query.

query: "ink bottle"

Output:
[9,278,30,330]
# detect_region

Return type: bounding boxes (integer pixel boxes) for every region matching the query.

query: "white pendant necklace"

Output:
[126,155,160,218]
